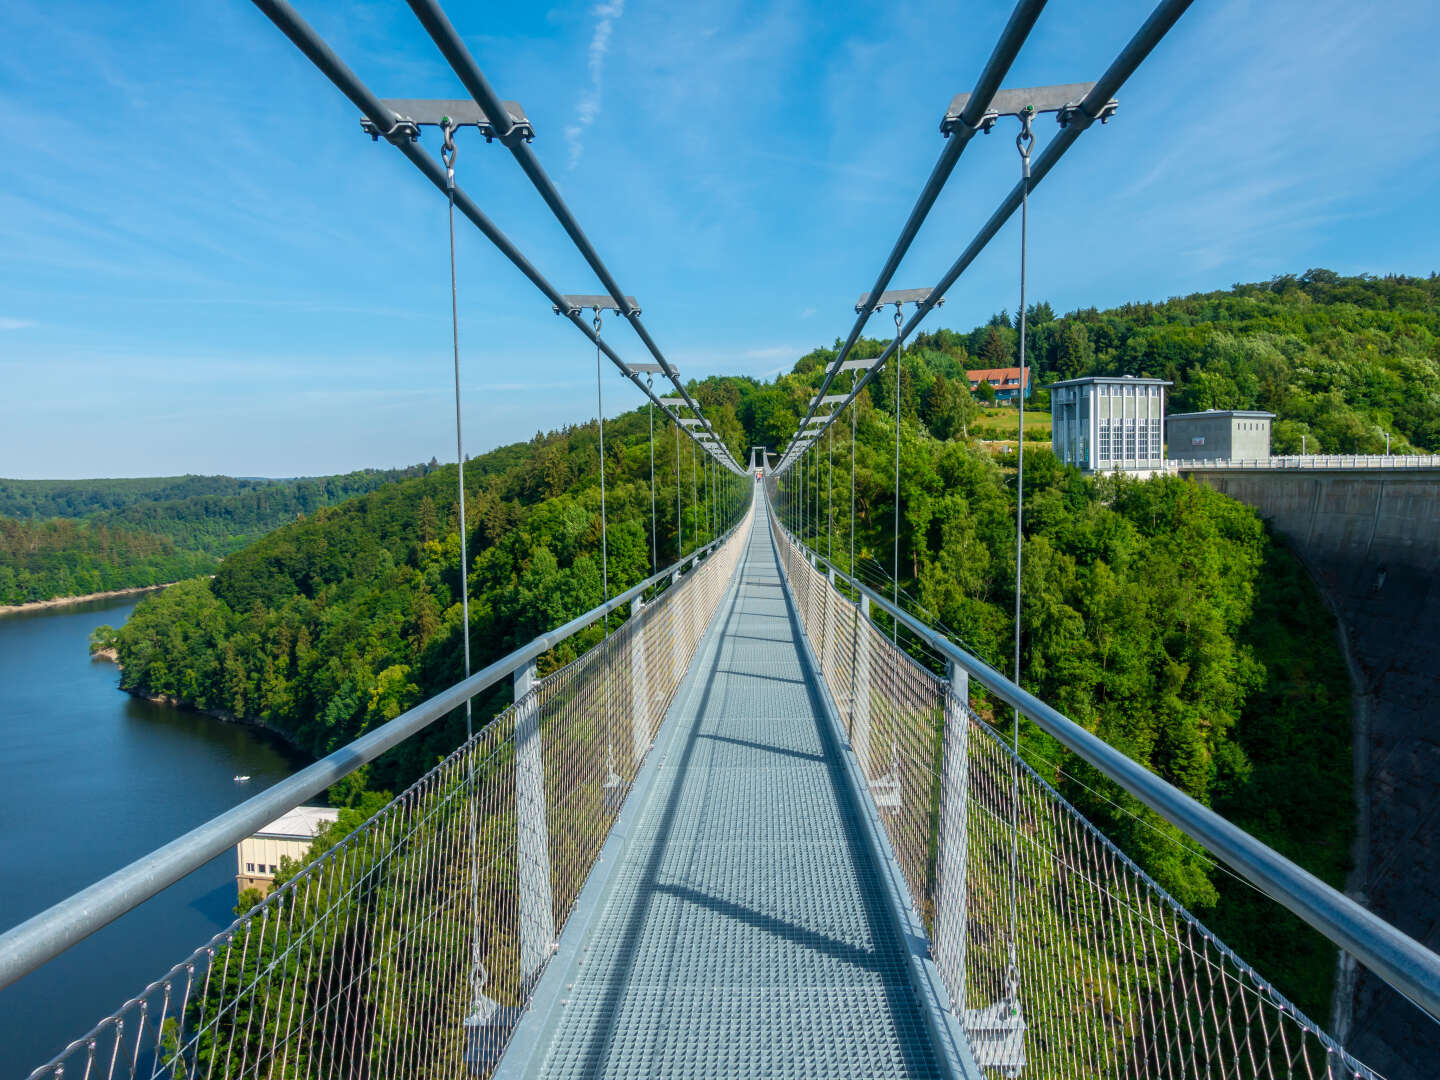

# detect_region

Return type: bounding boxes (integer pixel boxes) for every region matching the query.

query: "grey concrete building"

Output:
[1049,375,1171,475]
[1166,409,1275,462]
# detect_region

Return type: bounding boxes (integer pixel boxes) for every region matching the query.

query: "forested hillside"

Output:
[0,518,218,603]
[738,270,1440,455]
[113,407,748,783]
[0,466,432,604]
[108,270,1432,1019]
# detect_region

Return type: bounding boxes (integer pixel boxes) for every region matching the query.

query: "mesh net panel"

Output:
[769,508,1379,1080]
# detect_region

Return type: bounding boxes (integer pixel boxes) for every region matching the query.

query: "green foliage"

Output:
[88,623,118,655]
[768,322,1366,1018]
[0,518,217,605]
[113,410,749,792]
[0,465,438,604]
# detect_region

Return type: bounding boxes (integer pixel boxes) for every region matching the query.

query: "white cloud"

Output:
[799,306,817,319]
[564,0,625,170]
[0,317,36,330]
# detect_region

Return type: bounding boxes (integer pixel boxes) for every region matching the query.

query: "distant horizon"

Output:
[5,0,1438,477]
[6,263,1438,481]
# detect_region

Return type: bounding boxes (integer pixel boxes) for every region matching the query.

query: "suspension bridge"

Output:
[3,0,1439,1077]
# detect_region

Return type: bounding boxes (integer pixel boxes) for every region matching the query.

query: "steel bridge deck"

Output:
[513,504,946,1079]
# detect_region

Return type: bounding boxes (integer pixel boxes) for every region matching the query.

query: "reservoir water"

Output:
[0,594,308,1074]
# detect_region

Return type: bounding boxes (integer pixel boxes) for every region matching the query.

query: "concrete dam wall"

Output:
[1185,467,1440,1078]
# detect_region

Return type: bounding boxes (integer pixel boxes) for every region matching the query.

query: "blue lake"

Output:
[0,593,307,1074]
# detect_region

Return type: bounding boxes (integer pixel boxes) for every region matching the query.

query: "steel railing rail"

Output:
[777,0,1195,471]
[0,500,752,993]
[249,0,741,474]
[402,0,740,473]
[769,507,1440,1025]
[781,0,1047,457]
[1170,454,1440,471]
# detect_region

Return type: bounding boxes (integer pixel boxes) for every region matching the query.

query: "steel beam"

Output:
[776,0,1197,471]
[245,1,742,471]
[778,0,1049,459]
[403,0,734,467]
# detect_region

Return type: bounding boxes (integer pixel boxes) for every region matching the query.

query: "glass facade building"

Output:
[1049,375,1171,474]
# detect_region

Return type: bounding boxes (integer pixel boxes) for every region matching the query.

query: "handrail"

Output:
[1169,454,1440,471]
[769,500,1440,1024]
[0,497,752,992]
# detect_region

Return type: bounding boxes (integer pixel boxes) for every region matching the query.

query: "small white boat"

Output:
[233,775,252,783]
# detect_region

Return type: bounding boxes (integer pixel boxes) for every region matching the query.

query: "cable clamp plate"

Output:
[854,288,944,315]
[361,98,535,144]
[940,82,1116,137]
[553,294,642,318]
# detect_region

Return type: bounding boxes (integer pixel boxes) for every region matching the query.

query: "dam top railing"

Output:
[1167,454,1440,471]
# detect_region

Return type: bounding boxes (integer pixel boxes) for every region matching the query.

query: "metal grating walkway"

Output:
[523,502,946,1079]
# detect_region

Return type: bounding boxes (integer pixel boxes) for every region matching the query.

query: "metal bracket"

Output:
[855,288,944,315]
[941,82,1116,137]
[630,363,666,373]
[810,394,848,406]
[360,98,534,145]
[839,357,881,372]
[553,294,641,317]
[677,418,704,427]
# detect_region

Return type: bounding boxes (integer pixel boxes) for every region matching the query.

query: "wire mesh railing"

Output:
[769,510,1379,1080]
[22,505,752,1080]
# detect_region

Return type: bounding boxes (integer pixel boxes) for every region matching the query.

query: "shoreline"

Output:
[130,689,310,755]
[0,583,175,616]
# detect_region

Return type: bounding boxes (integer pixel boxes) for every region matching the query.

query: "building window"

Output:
[1151,419,1161,457]
[1125,421,1136,459]
[270,865,279,874]
[1099,421,1110,460]
[246,862,255,872]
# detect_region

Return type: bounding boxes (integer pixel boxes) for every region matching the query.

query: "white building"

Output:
[1049,375,1172,476]
[236,805,339,897]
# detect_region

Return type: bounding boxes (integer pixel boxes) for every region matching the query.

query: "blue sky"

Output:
[2,0,1437,478]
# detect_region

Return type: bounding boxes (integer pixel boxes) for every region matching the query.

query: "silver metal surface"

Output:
[22,506,756,1080]
[768,500,1382,1077]
[769,492,1440,1035]
[359,96,532,141]
[0,507,750,996]
[554,294,642,316]
[855,287,942,312]
[940,82,1113,135]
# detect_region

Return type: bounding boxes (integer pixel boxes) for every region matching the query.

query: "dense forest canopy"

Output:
[0,465,435,604]
[114,411,747,783]
[103,270,1432,1019]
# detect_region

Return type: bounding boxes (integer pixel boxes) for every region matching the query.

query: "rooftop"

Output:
[1047,374,1173,388]
[1167,408,1276,420]
[966,365,1030,385]
[254,805,339,841]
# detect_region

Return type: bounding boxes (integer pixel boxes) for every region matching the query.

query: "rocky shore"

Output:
[0,583,173,615]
